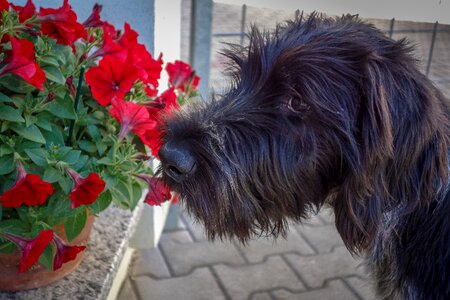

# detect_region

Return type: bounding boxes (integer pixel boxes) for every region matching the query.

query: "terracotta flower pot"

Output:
[0,215,95,292]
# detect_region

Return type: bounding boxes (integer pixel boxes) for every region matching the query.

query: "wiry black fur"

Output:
[160,14,450,299]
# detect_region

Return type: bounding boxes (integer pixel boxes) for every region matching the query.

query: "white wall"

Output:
[217,0,450,23]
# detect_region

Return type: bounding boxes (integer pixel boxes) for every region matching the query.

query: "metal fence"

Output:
[212,5,450,82]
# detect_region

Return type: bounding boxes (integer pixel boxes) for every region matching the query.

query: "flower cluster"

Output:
[0,0,198,273]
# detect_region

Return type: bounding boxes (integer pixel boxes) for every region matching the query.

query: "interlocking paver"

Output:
[272,280,359,300]
[213,255,305,300]
[235,230,314,263]
[346,276,377,300]
[181,212,209,241]
[117,279,138,300]
[249,292,272,300]
[160,239,245,276]
[130,247,171,278]
[159,229,193,244]
[133,268,225,300]
[296,224,344,253]
[284,246,365,288]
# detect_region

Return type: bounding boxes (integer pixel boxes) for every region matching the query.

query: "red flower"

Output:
[52,234,86,271]
[4,230,54,273]
[142,87,178,156]
[118,22,138,48]
[102,21,119,40]
[166,60,200,92]
[66,169,106,208]
[89,34,128,61]
[10,0,36,23]
[134,175,171,206]
[133,46,162,94]
[0,162,54,208]
[0,0,9,12]
[38,0,87,46]
[82,3,103,28]
[108,98,157,141]
[85,55,141,106]
[0,37,46,90]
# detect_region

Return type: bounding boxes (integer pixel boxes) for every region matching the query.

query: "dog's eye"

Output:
[287,97,310,114]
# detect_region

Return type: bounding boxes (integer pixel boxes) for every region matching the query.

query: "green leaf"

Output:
[96,141,107,156]
[42,66,66,84]
[87,125,101,139]
[0,154,15,175]
[58,176,72,194]
[0,144,13,156]
[0,105,25,122]
[45,196,74,225]
[24,148,48,167]
[0,219,30,236]
[42,124,65,146]
[71,155,89,171]
[63,208,87,242]
[10,123,46,144]
[38,243,55,271]
[0,92,12,103]
[129,182,143,210]
[96,157,113,166]
[61,149,81,164]
[39,55,60,67]
[90,191,112,214]
[78,140,96,153]
[0,240,17,253]
[35,113,53,131]
[0,74,37,93]
[44,95,76,120]
[43,167,61,183]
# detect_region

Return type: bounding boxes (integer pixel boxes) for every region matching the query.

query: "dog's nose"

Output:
[159,142,196,182]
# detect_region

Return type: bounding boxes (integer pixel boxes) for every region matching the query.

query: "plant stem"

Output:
[66,66,85,147]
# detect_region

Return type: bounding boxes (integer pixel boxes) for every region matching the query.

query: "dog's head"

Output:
[159,14,449,249]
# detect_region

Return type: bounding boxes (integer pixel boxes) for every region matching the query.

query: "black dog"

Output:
[159,14,450,299]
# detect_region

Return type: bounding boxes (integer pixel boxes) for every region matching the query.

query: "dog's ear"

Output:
[334,58,394,253]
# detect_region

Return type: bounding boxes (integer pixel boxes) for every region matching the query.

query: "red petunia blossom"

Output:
[4,230,54,273]
[141,87,178,156]
[0,37,46,90]
[108,98,157,141]
[89,34,128,62]
[134,174,171,206]
[66,169,106,209]
[166,60,200,92]
[52,234,86,271]
[38,0,87,47]
[10,0,36,23]
[0,0,8,12]
[0,162,54,208]
[118,22,138,49]
[85,55,142,106]
[102,21,119,40]
[132,45,162,94]
[82,3,103,28]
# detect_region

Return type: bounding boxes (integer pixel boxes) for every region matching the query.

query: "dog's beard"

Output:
[159,131,324,242]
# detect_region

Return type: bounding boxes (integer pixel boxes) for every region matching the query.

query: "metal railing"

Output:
[212,5,450,82]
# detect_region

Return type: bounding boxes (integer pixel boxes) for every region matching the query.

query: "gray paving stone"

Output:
[317,208,335,224]
[159,229,193,244]
[284,246,365,288]
[181,212,209,241]
[296,224,344,253]
[346,276,377,300]
[130,248,171,278]
[272,280,359,300]
[117,279,138,300]
[160,239,246,276]
[236,229,315,263]
[213,256,305,300]
[250,292,272,300]
[133,268,225,300]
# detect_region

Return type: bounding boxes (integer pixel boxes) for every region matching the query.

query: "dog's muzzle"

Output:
[159,142,197,182]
